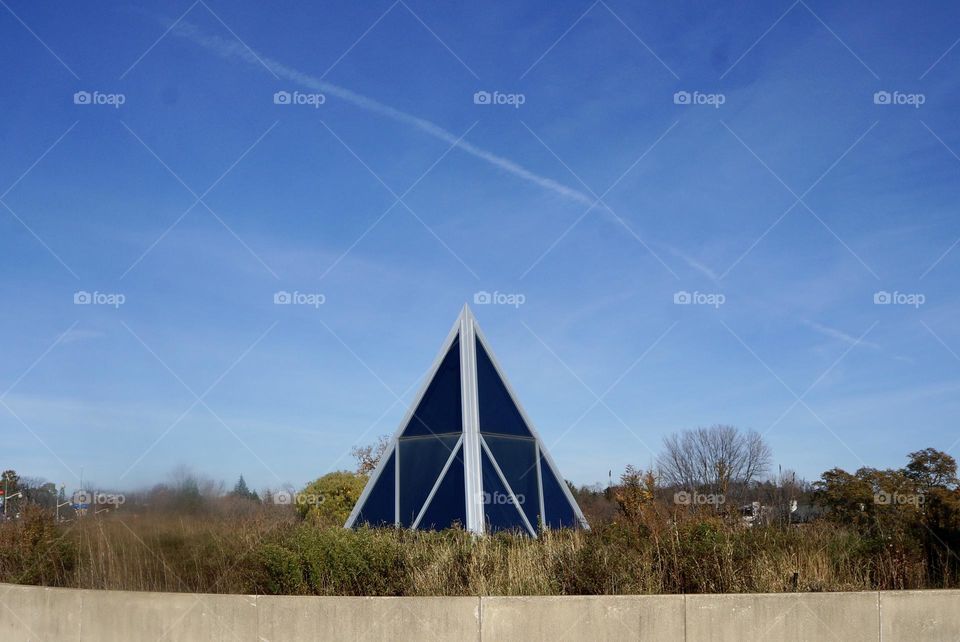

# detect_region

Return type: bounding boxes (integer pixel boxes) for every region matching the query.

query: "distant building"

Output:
[345,306,588,536]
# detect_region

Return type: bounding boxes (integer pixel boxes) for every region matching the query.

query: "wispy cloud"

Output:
[803,320,882,350]
[170,22,595,208]
[813,379,960,422]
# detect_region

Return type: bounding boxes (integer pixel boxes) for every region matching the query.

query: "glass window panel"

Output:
[482,435,540,530]
[476,338,532,438]
[401,337,463,437]
[540,452,578,529]
[481,449,531,535]
[354,449,395,527]
[398,434,461,527]
[416,445,466,531]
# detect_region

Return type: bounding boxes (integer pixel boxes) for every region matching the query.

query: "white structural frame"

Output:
[411,433,464,529]
[460,307,485,534]
[344,304,589,534]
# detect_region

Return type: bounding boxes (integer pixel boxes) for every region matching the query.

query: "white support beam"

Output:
[460,305,485,535]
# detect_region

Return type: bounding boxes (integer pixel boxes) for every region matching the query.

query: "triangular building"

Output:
[345,305,589,536]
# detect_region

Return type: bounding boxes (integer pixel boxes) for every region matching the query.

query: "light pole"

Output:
[56,485,70,521]
[0,478,18,518]
[3,490,22,518]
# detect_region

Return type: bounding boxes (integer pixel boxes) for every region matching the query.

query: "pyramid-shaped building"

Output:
[345,305,588,536]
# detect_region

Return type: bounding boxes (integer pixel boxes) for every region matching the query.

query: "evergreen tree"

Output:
[231,474,259,502]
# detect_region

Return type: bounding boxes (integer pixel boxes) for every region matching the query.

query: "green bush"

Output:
[293,526,405,595]
[555,523,645,594]
[297,471,367,527]
[257,543,306,594]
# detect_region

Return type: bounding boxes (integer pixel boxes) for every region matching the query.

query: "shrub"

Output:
[0,506,75,586]
[297,472,367,527]
[293,526,405,595]
[257,543,306,594]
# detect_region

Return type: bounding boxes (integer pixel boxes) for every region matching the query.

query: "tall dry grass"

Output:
[0,506,948,596]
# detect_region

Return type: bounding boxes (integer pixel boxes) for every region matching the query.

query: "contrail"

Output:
[803,320,881,351]
[170,22,595,208]
[664,244,720,282]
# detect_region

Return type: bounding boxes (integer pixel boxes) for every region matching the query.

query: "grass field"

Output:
[0,502,952,596]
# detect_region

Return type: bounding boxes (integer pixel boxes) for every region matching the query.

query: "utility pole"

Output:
[0,476,14,518]
[56,484,70,521]
[2,478,22,519]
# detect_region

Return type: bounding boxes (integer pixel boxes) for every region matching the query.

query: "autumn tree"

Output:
[904,448,958,491]
[614,465,657,529]
[814,448,960,585]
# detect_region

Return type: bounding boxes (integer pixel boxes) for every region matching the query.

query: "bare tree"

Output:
[351,435,390,476]
[657,425,772,498]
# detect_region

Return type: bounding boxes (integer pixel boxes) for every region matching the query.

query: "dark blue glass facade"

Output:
[401,338,462,437]
[349,323,586,535]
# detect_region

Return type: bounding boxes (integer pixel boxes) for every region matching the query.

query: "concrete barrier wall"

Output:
[1,583,958,641]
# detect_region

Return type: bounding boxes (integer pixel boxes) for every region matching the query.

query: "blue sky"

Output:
[1,0,959,494]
